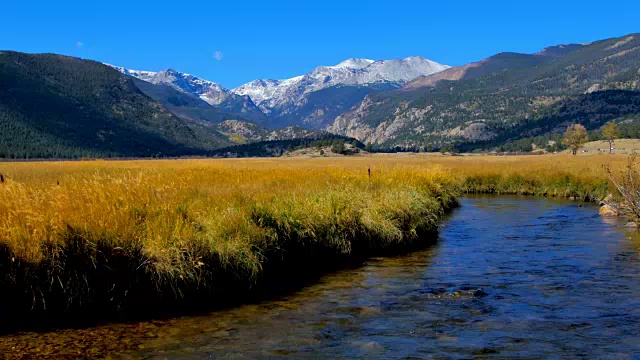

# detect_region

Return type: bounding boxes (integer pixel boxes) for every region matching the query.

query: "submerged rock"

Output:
[473,289,488,298]
[421,288,487,300]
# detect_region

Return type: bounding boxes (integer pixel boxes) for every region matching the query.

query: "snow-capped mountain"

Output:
[108,65,268,124]
[231,56,449,128]
[107,56,448,129]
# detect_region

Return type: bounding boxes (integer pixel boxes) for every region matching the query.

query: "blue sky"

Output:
[2,0,639,88]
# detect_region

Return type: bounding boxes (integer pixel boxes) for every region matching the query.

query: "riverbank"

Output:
[450,156,613,201]
[2,196,638,359]
[0,155,622,327]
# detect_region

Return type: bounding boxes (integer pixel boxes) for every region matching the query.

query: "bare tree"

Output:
[605,154,640,225]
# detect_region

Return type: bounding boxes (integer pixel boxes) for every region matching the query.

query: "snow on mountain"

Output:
[107,65,229,105]
[331,58,375,69]
[231,77,304,107]
[107,65,158,82]
[107,64,268,124]
[231,56,450,115]
[107,56,448,129]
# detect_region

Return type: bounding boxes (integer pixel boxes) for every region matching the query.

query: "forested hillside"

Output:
[0,52,230,158]
[131,78,226,124]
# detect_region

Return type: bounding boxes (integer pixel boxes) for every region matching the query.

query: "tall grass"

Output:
[0,159,457,320]
[0,154,621,321]
[423,155,618,201]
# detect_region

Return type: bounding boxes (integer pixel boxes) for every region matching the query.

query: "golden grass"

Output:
[0,158,459,317]
[0,154,624,318]
[0,159,457,260]
[423,154,619,199]
[0,154,623,261]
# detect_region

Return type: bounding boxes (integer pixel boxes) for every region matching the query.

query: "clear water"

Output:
[3,196,640,359]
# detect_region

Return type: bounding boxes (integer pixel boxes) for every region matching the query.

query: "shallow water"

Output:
[3,196,640,359]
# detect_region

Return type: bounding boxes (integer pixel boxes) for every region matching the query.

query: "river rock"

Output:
[625,222,638,228]
[473,289,488,298]
[599,204,619,217]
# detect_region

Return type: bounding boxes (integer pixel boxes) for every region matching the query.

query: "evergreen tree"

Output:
[331,141,346,154]
[364,142,373,152]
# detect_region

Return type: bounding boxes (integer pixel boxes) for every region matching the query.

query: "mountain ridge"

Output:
[231,56,450,128]
[110,56,449,130]
[327,33,640,149]
[0,52,232,158]
[108,65,270,125]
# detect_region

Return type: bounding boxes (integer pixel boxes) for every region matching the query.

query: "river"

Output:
[2,196,640,358]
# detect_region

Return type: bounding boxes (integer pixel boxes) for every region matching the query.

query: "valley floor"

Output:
[0,154,624,327]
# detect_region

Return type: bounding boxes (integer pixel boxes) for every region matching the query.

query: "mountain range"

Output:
[107,65,269,125]
[327,34,640,150]
[231,57,449,128]
[1,33,639,158]
[0,52,336,158]
[110,56,449,130]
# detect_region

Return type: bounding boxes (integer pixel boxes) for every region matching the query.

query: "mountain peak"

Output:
[333,58,375,69]
[232,56,449,129]
[108,64,268,124]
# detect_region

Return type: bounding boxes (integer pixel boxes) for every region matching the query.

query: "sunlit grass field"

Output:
[0,154,624,318]
[425,154,617,199]
[0,157,459,318]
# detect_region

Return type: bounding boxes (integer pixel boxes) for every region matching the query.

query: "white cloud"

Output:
[75,41,84,48]
[213,50,224,61]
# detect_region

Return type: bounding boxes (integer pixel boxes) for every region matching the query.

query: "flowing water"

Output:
[2,196,640,359]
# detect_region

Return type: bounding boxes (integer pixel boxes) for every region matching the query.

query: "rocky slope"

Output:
[327,34,640,150]
[215,120,325,143]
[266,125,321,140]
[215,120,270,143]
[131,78,226,124]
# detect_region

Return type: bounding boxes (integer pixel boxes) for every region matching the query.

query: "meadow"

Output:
[0,154,624,322]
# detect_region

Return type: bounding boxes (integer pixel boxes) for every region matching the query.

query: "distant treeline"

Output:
[212,135,364,157]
